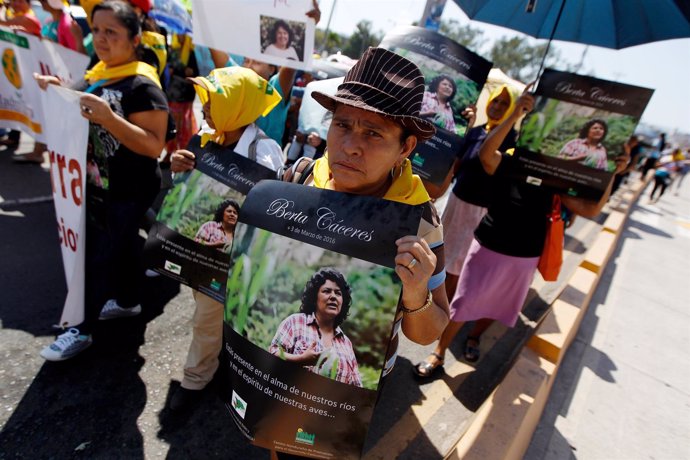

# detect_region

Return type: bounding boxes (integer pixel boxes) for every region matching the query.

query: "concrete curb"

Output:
[446,176,648,460]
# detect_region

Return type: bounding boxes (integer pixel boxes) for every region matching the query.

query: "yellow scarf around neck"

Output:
[312,154,430,206]
[84,60,162,89]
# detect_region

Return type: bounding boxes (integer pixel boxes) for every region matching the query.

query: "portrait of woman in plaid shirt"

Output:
[269,268,362,387]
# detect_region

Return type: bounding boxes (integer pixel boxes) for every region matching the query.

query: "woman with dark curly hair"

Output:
[194,199,240,251]
[420,74,457,132]
[263,19,300,61]
[558,119,609,170]
[269,268,362,387]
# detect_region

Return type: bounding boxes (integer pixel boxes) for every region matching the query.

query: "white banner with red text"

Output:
[41,85,88,327]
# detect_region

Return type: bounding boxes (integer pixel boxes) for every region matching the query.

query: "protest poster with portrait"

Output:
[191,0,315,71]
[511,69,654,200]
[223,181,422,459]
[144,136,277,302]
[380,26,492,185]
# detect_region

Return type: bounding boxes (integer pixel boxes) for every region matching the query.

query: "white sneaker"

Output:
[98,299,142,320]
[40,328,92,361]
[145,269,160,278]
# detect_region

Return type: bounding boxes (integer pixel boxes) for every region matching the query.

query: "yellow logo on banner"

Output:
[2,48,22,89]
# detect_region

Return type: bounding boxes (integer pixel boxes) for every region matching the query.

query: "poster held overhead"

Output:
[191,0,315,71]
[512,69,654,200]
[223,181,422,459]
[379,26,492,185]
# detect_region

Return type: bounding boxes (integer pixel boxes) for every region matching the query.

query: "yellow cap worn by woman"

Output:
[189,66,282,147]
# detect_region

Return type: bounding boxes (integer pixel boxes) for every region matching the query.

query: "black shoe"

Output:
[169,386,203,412]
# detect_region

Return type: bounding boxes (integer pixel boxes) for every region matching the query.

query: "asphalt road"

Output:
[0,139,268,458]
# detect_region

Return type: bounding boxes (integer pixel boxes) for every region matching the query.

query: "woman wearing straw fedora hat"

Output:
[287,47,451,348]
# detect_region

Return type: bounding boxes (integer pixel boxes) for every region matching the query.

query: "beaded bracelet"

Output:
[400,290,433,315]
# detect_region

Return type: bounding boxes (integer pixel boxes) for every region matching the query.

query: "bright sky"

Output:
[318,0,690,135]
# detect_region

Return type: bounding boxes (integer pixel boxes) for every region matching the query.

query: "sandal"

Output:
[413,352,444,378]
[463,336,481,363]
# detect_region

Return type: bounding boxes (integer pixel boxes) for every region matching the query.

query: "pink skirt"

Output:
[441,194,487,275]
[449,239,538,327]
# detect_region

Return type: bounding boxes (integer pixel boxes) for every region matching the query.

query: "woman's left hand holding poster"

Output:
[170,148,196,172]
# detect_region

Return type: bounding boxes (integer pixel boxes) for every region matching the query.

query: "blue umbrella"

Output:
[150,0,193,34]
[452,0,690,49]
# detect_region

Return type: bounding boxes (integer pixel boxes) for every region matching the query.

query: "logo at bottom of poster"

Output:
[295,428,315,445]
[231,390,247,419]
[164,260,181,275]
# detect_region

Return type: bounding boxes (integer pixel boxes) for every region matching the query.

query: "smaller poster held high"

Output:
[144,67,283,302]
[511,69,654,200]
[380,26,492,185]
[191,0,315,71]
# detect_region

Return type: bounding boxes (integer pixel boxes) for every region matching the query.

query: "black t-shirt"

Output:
[76,75,168,202]
[452,125,517,208]
[474,153,554,258]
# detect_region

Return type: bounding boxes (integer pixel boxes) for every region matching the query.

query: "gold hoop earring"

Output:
[390,163,403,180]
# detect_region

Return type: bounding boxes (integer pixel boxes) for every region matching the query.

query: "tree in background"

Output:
[315,29,344,54]
[438,19,486,51]
[489,36,568,82]
[316,19,575,82]
[341,20,383,59]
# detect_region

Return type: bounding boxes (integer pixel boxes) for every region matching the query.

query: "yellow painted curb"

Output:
[363,360,475,459]
[527,299,582,365]
[560,266,599,309]
[448,349,555,460]
[602,210,626,234]
[580,231,617,274]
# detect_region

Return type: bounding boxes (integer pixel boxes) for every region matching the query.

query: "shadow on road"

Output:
[0,274,180,458]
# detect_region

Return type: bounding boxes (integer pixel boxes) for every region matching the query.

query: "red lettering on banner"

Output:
[57,217,78,252]
[39,62,54,77]
[56,153,68,198]
[48,150,83,207]
[49,150,56,194]
[68,159,83,206]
